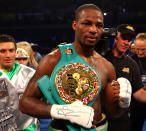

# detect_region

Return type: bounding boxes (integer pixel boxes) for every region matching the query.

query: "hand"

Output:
[50,101,94,128]
[111,80,120,102]
[117,77,132,108]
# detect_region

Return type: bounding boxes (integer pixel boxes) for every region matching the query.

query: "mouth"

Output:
[5,59,12,63]
[86,36,97,42]
[121,45,129,49]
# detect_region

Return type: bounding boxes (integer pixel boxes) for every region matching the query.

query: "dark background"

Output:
[0,0,146,54]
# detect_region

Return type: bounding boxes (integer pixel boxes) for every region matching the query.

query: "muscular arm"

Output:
[19,49,61,118]
[104,61,126,118]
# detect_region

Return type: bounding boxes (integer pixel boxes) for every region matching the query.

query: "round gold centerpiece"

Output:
[62,68,93,99]
[55,63,100,104]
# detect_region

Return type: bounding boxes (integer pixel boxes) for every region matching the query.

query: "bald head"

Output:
[134,33,146,58]
[74,4,103,21]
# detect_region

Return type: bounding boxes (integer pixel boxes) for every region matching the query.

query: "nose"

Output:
[123,40,131,45]
[138,50,144,55]
[19,60,24,64]
[124,39,129,43]
[16,59,25,65]
[5,51,11,57]
[89,25,97,34]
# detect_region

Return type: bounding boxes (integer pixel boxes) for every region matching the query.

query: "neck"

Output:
[73,42,95,58]
[112,48,125,58]
[0,65,12,71]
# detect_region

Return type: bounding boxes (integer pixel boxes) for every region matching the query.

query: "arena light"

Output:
[104,12,107,16]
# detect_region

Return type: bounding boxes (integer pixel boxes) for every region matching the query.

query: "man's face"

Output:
[0,42,16,70]
[130,45,136,54]
[135,39,146,58]
[114,32,133,53]
[72,9,104,47]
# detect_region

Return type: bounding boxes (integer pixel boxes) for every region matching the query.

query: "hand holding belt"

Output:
[51,101,94,129]
[38,75,97,131]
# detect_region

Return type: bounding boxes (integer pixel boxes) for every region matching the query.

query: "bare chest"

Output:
[88,59,109,90]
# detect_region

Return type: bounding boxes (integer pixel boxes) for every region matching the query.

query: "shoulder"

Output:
[130,54,137,59]
[19,64,35,72]
[103,49,113,59]
[19,64,36,77]
[126,55,139,66]
[95,52,116,81]
[96,52,114,70]
[102,56,115,77]
[36,48,61,76]
[124,56,141,76]
[0,70,9,79]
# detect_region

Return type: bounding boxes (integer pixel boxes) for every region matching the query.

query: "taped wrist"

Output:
[50,101,94,128]
[117,77,132,108]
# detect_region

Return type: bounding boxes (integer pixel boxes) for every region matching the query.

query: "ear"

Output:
[114,37,117,43]
[114,34,119,44]
[72,21,77,31]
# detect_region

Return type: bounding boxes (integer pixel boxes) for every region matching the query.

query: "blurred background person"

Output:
[30,43,43,63]
[130,33,146,131]
[16,48,29,66]
[16,42,51,131]
[16,41,38,69]
[130,44,136,56]
[103,24,146,131]
[0,34,38,131]
[132,33,146,75]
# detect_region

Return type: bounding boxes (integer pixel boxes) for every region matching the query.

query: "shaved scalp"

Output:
[136,33,146,40]
[75,3,103,21]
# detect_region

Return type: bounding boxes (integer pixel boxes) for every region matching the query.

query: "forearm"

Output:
[133,88,146,103]
[105,79,129,118]
[19,96,52,118]
[105,100,126,118]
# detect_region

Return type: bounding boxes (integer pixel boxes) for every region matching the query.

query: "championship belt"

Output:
[38,44,101,131]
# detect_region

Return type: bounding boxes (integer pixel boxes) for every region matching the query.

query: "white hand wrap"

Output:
[50,101,94,128]
[117,77,132,108]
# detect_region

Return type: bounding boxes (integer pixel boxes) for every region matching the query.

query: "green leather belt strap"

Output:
[38,75,56,105]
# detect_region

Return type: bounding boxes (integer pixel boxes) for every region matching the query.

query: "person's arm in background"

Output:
[133,88,146,103]
[131,58,146,103]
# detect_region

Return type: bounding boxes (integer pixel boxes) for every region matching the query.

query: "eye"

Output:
[9,49,15,53]
[137,48,146,52]
[83,22,91,26]
[0,49,6,53]
[81,20,92,26]
[96,23,104,28]
[142,49,146,51]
